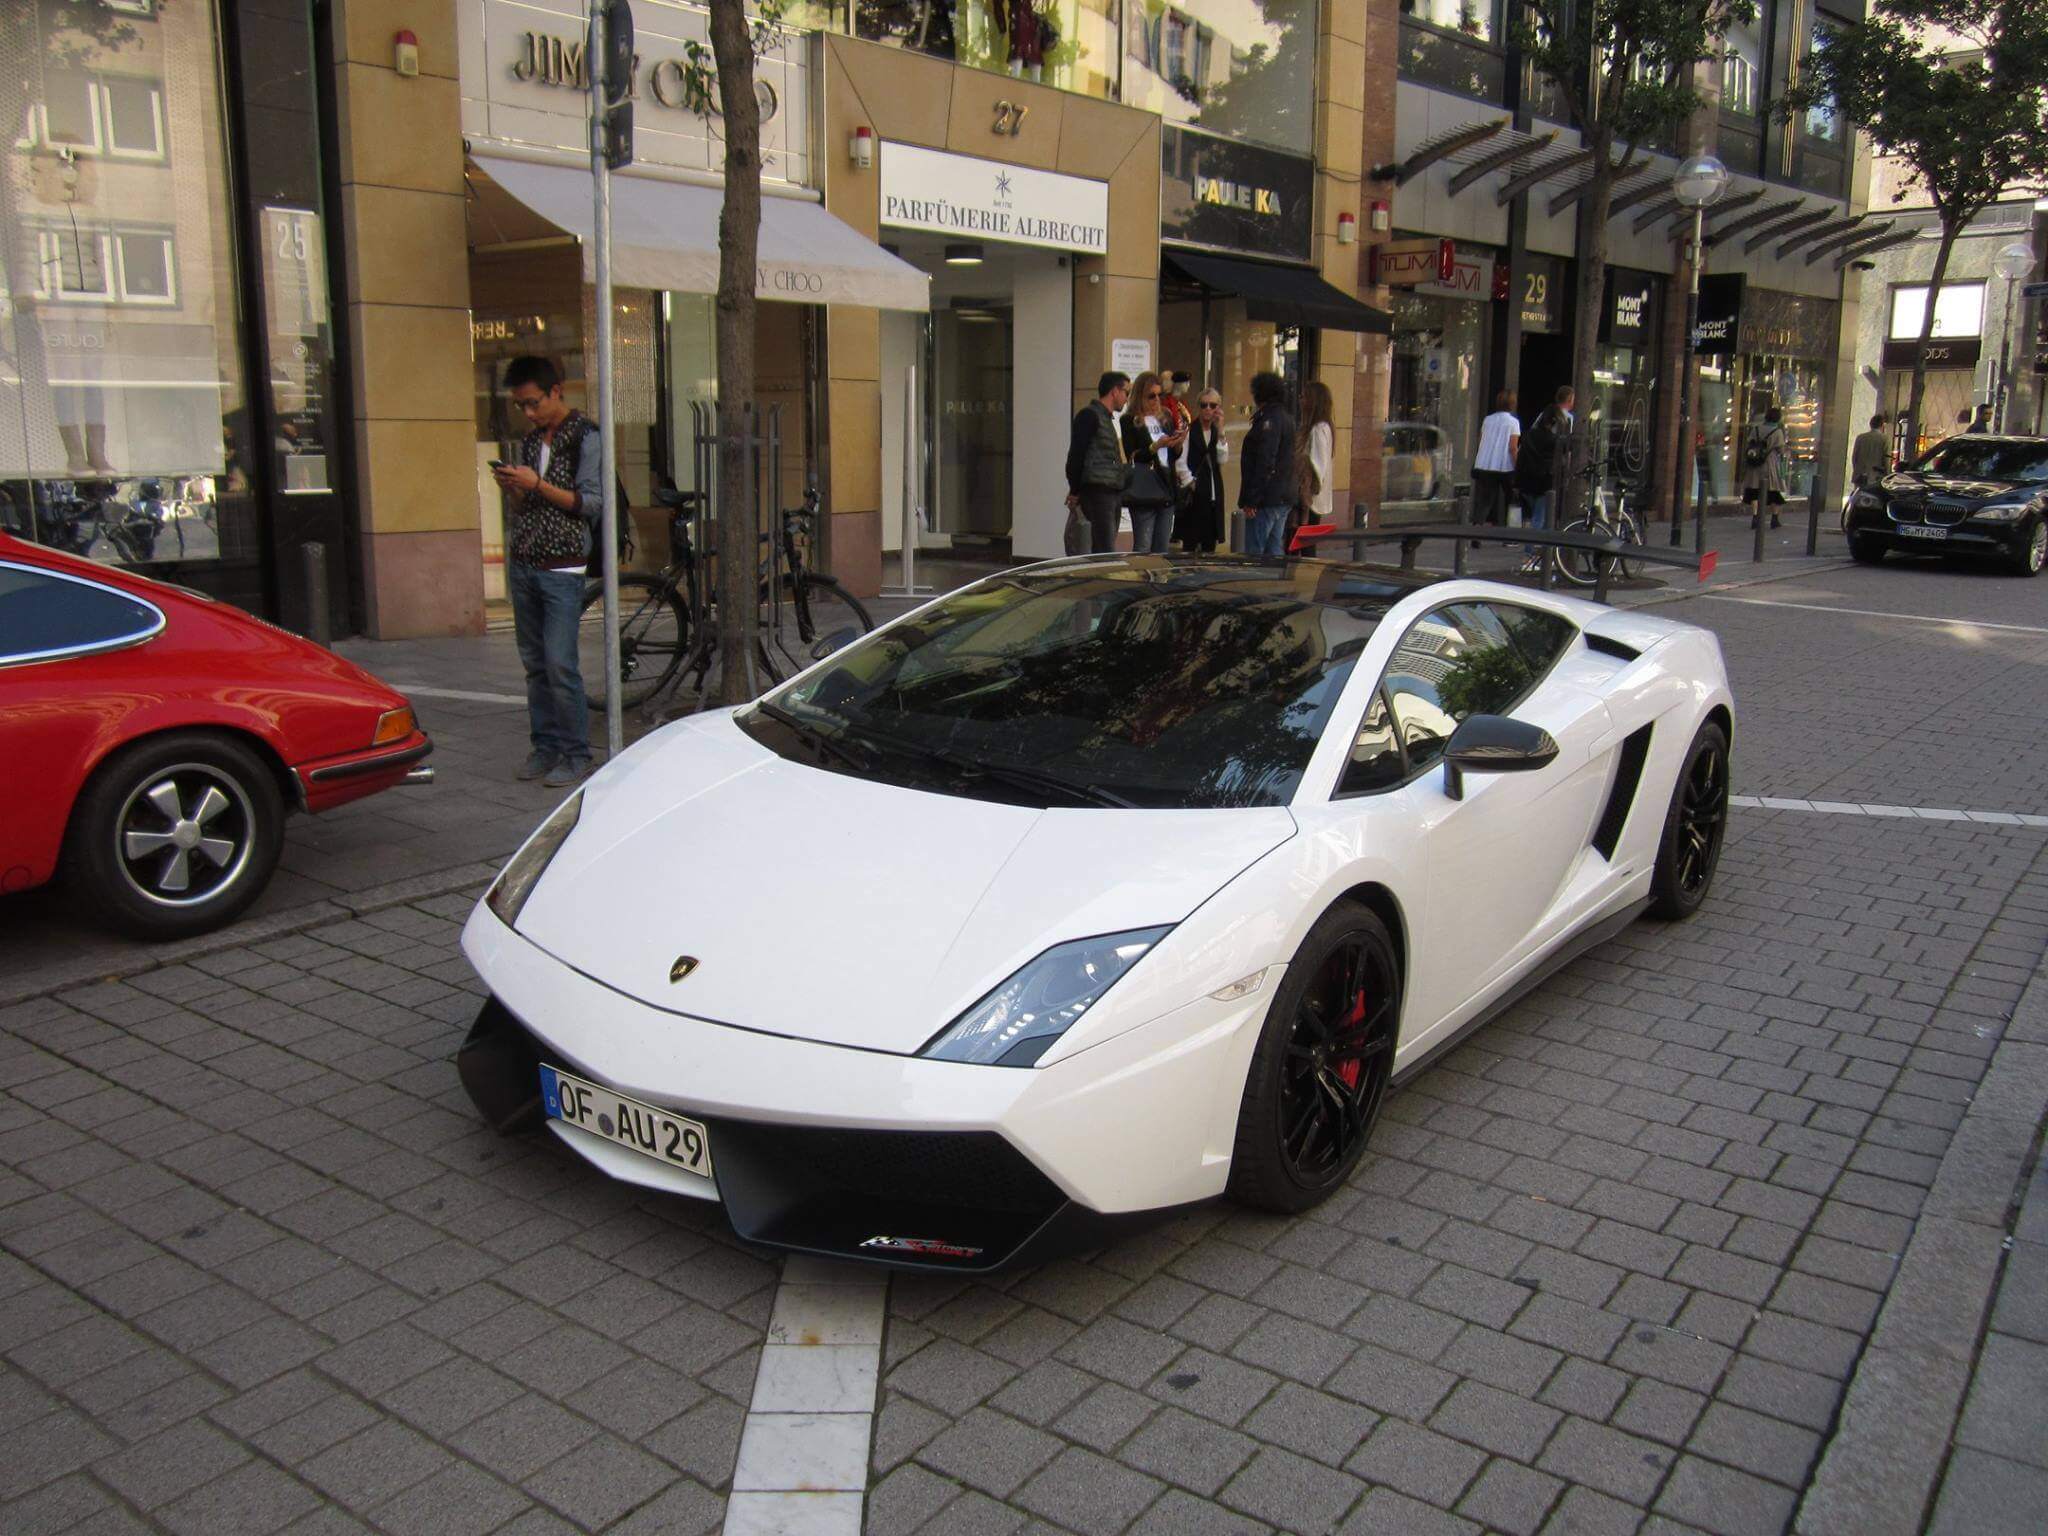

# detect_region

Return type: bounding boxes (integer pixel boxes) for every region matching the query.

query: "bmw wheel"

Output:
[2009,519,2046,577]
[1649,721,1729,921]
[67,731,285,940]
[1848,531,1886,565]
[1228,901,1401,1213]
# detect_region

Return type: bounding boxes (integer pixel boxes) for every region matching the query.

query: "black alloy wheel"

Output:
[1848,531,1887,564]
[1229,902,1401,1213]
[1649,720,1729,920]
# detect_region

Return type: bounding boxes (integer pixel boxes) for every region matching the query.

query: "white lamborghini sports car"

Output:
[458,554,1734,1271]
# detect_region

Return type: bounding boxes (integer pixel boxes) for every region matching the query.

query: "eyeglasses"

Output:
[1144,389,1162,400]
[511,394,548,416]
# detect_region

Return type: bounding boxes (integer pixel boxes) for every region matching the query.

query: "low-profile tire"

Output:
[1648,720,1730,921]
[2008,518,2046,577]
[1227,901,1401,1214]
[65,731,286,940]
[1848,532,1886,565]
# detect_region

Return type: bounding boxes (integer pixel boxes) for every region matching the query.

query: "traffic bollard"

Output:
[301,542,330,647]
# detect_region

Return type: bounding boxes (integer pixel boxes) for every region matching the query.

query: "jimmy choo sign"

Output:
[459,0,810,185]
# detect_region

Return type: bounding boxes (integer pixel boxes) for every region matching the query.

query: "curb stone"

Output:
[1794,944,2048,1536]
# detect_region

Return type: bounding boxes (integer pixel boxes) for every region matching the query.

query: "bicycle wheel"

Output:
[786,574,874,650]
[580,575,689,712]
[1552,517,1600,586]
[1612,511,1646,583]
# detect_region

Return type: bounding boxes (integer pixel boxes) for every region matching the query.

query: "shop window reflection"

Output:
[2,0,253,573]
[843,0,1121,99]
[1398,0,1506,104]
[1124,0,1318,155]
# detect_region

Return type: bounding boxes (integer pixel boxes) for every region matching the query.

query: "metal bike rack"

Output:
[1308,525,1709,604]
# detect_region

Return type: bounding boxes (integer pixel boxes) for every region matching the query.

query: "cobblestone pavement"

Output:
[5,553,2047,1535]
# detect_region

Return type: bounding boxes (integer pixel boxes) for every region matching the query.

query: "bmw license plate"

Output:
[1896,524,1947,541]
[539,1064,712,1178]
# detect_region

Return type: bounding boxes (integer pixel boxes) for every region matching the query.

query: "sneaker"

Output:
[517,750,558,782]
[542,756,593,790]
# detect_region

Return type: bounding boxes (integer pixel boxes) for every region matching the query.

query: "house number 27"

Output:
[992,100,1029,135]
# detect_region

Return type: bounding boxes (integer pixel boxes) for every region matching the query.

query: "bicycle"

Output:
[1551,460,1647,588]
[577,485,875,710]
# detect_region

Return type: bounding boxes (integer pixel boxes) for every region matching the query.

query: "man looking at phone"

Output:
[493,356,603,788]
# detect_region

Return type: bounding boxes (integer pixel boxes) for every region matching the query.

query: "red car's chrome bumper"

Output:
[293,731,433,812]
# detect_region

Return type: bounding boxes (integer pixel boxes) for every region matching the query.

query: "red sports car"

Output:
[1,533,432,939]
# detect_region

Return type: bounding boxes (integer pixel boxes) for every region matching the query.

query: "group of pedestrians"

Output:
[1064,368,1335,559]
[1468,385,1577,572]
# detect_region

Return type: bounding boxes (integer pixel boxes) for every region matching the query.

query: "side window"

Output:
[1381,604,1535,773]
[0,565,161,664]
[1340,687,1406,794]
[1488,603,1576,673]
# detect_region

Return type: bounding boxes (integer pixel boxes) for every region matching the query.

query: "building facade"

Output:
[1352,0,1871,528]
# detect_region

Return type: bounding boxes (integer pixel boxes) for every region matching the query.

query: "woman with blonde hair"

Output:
[1297,379,1335,528]
[1121,370,1186,552]
[1181,387,1229,553]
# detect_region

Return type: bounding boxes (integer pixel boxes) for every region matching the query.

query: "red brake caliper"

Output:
[1337,988,1366,1089]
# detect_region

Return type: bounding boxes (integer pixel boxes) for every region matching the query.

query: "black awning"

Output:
[1164,251,1393,335]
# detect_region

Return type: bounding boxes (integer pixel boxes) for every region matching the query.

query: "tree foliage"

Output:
[1513,0,1753,516]
[1780,0,2048,450]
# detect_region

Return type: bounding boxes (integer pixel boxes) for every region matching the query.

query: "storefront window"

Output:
[843,0,1121,99]
[1399,0,1506,103]
[1123,0,1316,155]
[1387,288,1489,515]
[1698,290,1840,504]
[1,0,252,569]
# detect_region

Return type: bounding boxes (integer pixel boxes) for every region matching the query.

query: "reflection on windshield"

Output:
[746,557,1432,809]
[1914,441,2048,485]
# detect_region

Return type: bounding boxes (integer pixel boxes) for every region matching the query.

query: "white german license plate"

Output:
[539,1064,712,1178]
[1897,524,1947,540]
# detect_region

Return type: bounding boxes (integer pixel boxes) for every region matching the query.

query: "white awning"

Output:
[472,153,929,312]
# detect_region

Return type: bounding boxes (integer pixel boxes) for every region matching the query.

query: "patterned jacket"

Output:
[509,410,603,568]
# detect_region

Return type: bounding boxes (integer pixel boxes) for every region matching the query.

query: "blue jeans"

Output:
[1245,506,1291,557]
[509,562,590,763]
[1131,506,1175,553]
[1522,489,1550,552]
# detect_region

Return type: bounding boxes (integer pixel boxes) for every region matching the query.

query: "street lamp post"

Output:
[1993,240,2035,433]
[1670,154,1729,551]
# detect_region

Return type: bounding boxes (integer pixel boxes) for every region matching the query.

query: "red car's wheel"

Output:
[67,731,285,940]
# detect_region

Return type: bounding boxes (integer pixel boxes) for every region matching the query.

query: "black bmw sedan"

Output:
[1845,434,2048,576]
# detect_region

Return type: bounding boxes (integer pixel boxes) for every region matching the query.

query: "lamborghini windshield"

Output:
[740,556,1435,809]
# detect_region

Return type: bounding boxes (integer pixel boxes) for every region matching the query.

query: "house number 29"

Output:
[992,100,1029,135]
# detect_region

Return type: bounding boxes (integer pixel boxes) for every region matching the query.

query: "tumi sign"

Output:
[1372,238,1456,287]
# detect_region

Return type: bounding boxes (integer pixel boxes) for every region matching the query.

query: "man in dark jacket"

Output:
[1237,372,1296,556]
[1066,371,1131,554]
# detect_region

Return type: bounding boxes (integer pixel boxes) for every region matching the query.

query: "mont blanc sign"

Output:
[880,143,1109,254]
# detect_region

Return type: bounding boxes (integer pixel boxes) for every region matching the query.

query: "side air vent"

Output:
[1591,724,1654,860]
[1585,632,1641,662]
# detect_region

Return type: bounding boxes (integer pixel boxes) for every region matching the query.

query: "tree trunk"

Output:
[1902,217,1960,461]
[1564,150,1614,524]
[709,0,763,707]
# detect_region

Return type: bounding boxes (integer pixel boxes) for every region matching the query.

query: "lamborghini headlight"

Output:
[485,791,583,930]
[920,927,1173,1067]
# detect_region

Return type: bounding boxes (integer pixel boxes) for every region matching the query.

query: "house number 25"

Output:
[992,100,1029,135]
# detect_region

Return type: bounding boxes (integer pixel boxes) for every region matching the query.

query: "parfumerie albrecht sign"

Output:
[881,143,1109,255]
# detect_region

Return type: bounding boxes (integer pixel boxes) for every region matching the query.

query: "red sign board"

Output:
[1373,237,1459,287]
